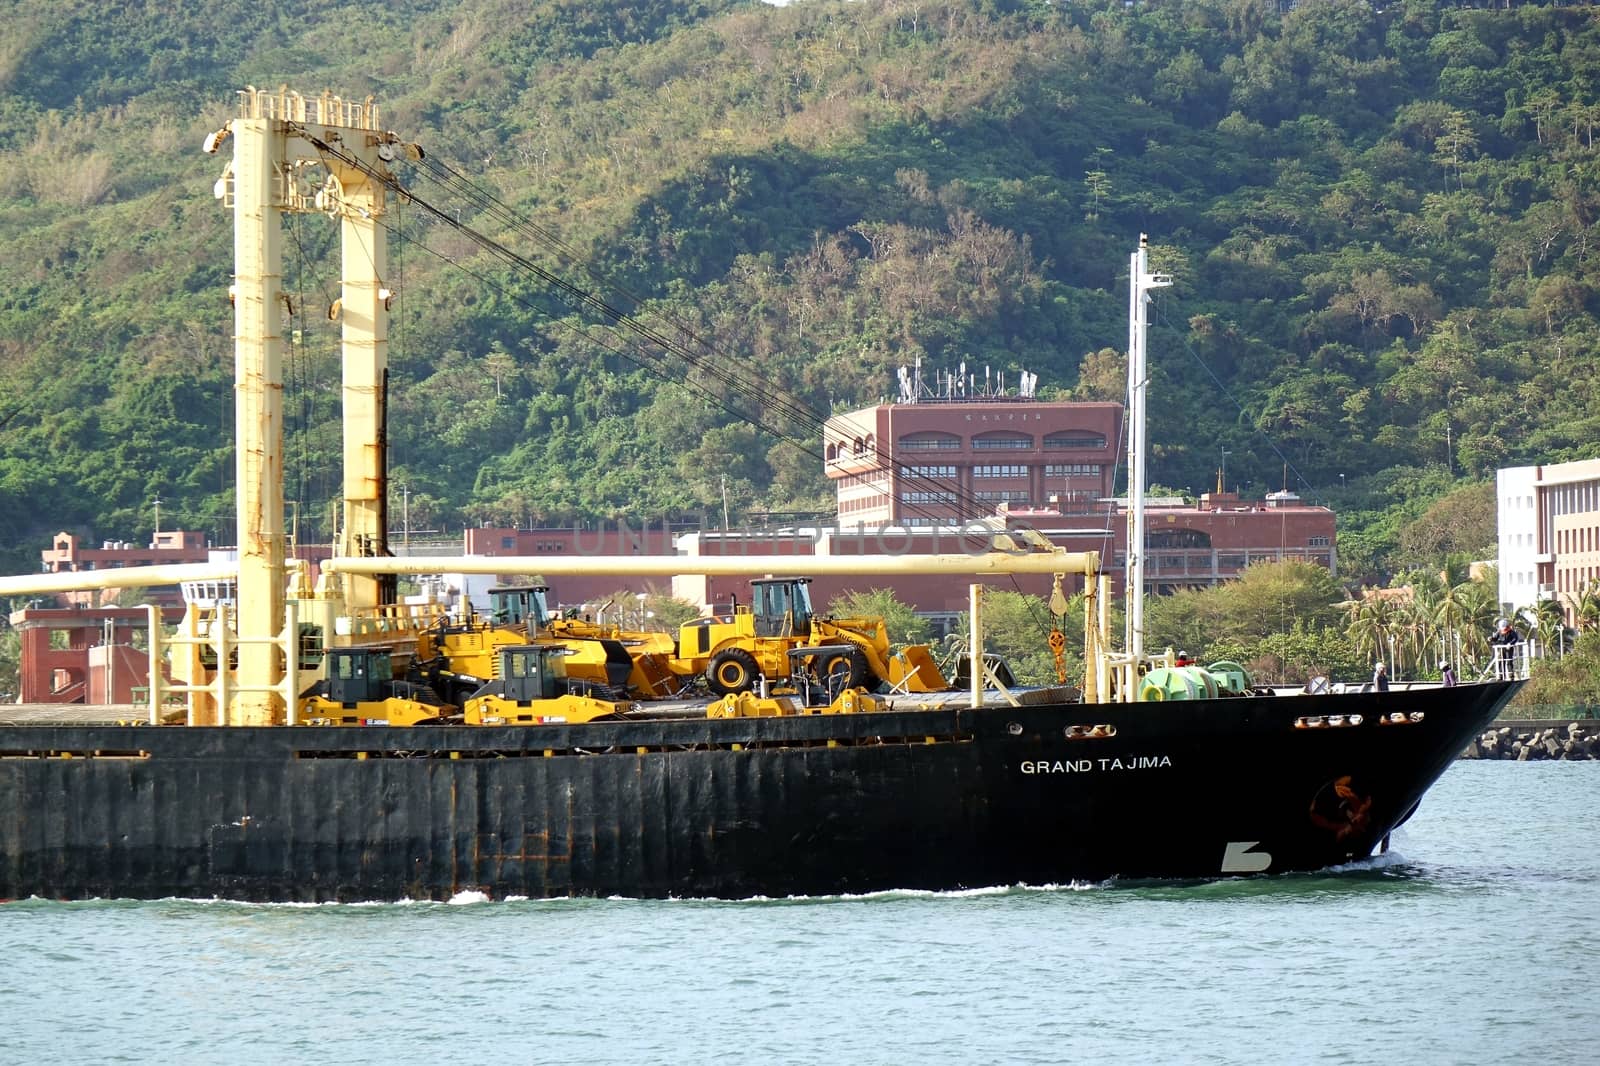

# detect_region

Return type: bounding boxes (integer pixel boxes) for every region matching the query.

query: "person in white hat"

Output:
[1489,617,1521,680]
[1372,660,1389,692]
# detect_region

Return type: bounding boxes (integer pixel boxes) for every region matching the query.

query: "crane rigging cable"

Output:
[304,132,1089,535]
[308,134,981,529]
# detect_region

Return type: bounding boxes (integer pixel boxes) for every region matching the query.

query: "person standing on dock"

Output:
[1440,662,1457,688]
[1373,661,1389,692]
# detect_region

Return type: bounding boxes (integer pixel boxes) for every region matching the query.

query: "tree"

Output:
[0,620,18,701]
[1072,348,1125,403]
[1394,484,1495,570]
[952,589,1058,686]
[1345,590,1398,671]
[1576,581,1600,635]
[827,587,930,648]
[1432,108,1479,190]
[1213,560,1344,641]
[643,587,702,632]
[1522,597,1568,661]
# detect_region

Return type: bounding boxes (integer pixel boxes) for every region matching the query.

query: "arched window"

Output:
[971,431,1033,451]
[1044,431,1107,450]
[897,431,961,452]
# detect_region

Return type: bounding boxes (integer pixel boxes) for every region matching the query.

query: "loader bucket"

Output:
[887,644,949,692]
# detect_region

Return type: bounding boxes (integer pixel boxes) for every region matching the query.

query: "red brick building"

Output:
[41,531,212,606]
[1135,489,1335,593]
[7,605,184,703]
[671,485,1336,631]
[460,524,688,608]
[823,398,1123,526]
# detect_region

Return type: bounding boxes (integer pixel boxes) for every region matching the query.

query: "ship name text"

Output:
[1020,754,1172,774]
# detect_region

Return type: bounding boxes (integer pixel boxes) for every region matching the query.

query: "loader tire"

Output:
[823,648,871,690]
[706,647,760,696]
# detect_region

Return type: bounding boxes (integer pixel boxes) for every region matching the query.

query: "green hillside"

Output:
[1,0,1597,583]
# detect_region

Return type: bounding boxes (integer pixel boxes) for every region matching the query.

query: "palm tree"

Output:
[1524,598,1566,661]
[1345,591,1395,676]
[1394,593,1432,679]
[1433,579,1475,674]
[1457,580,1500,677]
[1576,581,1600,635]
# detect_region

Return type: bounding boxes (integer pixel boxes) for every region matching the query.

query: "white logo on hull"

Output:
[1221,841,1272,873]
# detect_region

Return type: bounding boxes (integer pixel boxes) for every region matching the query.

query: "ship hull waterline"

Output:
[0,681,1518,902]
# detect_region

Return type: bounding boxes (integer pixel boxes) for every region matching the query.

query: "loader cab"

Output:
[326,647,393,706]
[498,644,568,703]
[750,578,814,639]
[489,585,553,629]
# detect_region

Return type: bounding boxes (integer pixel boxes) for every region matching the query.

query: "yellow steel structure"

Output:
[320,552,1098,579]
[212,87,403,724]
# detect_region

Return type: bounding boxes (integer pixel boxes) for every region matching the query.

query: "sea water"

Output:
[4,761,1596,1066]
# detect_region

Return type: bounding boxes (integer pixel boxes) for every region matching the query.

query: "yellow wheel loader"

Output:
[411,585,678,705]
[462,643,639,725]
[673,577,950,696]
[300,646,453,726]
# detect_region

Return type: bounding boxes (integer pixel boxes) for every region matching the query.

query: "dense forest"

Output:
[1,0,1598,591]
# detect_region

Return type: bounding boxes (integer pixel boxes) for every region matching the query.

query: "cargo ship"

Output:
[0,90,1522,902]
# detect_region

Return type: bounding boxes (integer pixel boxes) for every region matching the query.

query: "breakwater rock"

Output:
[1462,721,1600,760]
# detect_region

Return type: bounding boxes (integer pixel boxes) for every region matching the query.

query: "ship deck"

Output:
[0,685,1078,728]
[0,704,158,726]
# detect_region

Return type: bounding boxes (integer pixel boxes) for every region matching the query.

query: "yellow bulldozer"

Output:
[674,577,949,696]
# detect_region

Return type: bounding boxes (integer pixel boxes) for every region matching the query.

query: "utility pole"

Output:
[721,475,730,531]
[152,495,161,541]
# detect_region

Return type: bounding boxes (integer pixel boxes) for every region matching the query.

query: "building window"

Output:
[1149,529,1211,549]
[898,433,961,451]
[976,490,1031,504]
[900,491,959,504]
[972,433,1033,451]
[1044,431,1107,450]
[899,465,957,478]
[1044,463,1101,478]
[974,464,1029,478]
[501,537,516,549]
[1309,536,1330,547]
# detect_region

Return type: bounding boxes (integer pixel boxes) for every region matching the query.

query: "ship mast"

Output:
[1125,235,1171,671]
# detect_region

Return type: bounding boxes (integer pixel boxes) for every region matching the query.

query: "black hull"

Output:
[0,682,1519,901]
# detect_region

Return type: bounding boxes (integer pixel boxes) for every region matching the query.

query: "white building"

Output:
[1496,466,1541,612]
[1496,458,1600,623]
